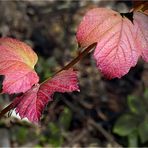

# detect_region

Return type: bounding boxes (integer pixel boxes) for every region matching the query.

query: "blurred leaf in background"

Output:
[48,122,64,147]
[59,107,72,130]
[113,88,148,146]
[40,107,72,147]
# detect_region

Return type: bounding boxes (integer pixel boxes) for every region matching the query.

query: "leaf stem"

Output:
[128,131,138,147]
[41,42,97,84]
[0,102,14,118]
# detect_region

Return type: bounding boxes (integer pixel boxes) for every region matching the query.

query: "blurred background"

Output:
[0,0,148,147]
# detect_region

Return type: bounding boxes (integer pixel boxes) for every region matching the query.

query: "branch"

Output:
[55,43,97,74]
[0,103,14,118]
[41,43,97,84]
[88,119,122,147]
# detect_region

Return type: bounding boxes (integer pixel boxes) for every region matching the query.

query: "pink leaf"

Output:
[133,12,148,62]
[13,69,79,123]
[0,38,39,94]
[76,8,148,78]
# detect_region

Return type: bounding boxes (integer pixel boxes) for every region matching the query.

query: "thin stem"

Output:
[55,43,97,73]
[88,119,122,147]
[41,42,97,84]
[0,102,14,118]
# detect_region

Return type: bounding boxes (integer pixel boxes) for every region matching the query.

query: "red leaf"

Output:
[0,38,39,94]
[13,69,79,123]
[13,84,40,122]
[76,8,148,78]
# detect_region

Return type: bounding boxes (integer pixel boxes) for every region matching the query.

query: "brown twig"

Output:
[41,42,97,84]
[88,118,122,147]
[55,43,97,73]
[0,103,14,118]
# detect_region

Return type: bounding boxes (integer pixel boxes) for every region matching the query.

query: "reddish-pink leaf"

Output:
[133,12,148,62]
[13,69,79,123]
[76,8,147,78]
[93,16,140,79]
[0,38,39,94]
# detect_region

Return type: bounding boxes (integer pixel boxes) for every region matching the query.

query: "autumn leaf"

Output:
[76,8,148,79]
[12,69,79,123]
[0,38,39,94]
[133,12,148,62]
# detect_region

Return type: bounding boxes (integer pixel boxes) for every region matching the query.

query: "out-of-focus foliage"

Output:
[38,107,72,147]
[59,107,72,130]
[114,88,148,146]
